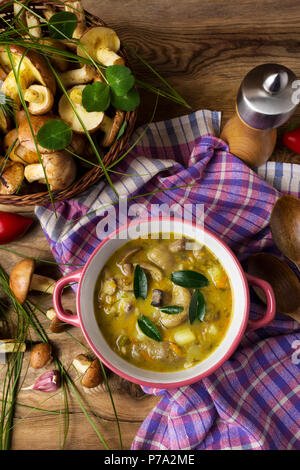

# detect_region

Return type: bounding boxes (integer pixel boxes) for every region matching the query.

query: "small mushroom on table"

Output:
[77,26,125,67]
[73,354,104,394]
[9,258,57,304]
[30,343,53,369]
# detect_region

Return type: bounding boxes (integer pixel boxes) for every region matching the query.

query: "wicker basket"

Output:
[0,1,137,206]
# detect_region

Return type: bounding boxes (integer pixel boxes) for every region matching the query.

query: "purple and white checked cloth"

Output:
[35,110,300,450]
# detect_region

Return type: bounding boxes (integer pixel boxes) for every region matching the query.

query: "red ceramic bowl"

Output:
[53,218,276,389]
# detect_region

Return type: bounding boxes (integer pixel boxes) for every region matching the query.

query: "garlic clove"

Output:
[22,370,60,392]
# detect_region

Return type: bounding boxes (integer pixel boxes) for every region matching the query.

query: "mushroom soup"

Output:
[94,234,232,372]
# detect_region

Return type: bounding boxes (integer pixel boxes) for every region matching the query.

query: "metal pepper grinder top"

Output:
[221,63,298,167]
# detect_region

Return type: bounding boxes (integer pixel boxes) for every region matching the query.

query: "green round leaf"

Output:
[48,12,77,40]
[111,87,140,111]
[37,120,72,151]
[82,82,111,112]
[171,271,209,288]
[134,265,148,300]
[106,65,135,97]
[137,315,162,342]
[189,290,206,324]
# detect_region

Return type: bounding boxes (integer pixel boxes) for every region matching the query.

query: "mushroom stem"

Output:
[69,88,82,105]
[24,163,45,183]
[59,65,96,88]
[30,274,55,294]
[96,48,125,67]
[0,340,26,353]
[24,88,42,103]
[99,114,114,134]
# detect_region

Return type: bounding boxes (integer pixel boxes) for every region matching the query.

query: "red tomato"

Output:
[283,127,300,155]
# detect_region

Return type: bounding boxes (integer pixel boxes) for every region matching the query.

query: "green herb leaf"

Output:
[82,82,111,112]
[189,290,206,324]
[171,271,209,288]
[111,87,140,111]
[160,305,184,314]
[116,121,127,140]
[37,120,72,151]
[138,315,162,342]
[106,65,135,97]
[134,265,148,300]
[48,12,77,40]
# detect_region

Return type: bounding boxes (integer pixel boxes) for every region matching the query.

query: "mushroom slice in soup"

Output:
[169,238,186,253]
[160,284,191,328]
[133,262,162,281]
[147,245,174,272]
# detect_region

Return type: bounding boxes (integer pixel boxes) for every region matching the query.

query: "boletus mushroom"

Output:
[30,343,53,369]
[9,258,57,304]
[46,308,69,333]
[73,354,104,393]
[24,151,77,191]
[59,64,96,89]
[24,84,54,115]
[77,26,125,67]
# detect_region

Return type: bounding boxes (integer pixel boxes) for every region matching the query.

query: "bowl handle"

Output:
[246,273,276,331]
[53,269,83,328]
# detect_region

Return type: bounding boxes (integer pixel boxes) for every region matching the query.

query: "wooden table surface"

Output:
[1,0,300,450]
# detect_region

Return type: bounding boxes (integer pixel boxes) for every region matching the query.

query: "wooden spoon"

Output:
[247,253,300,322]
[270,195,300,269]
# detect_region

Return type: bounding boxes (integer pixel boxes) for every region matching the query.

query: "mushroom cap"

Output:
[25,151,77,191]
[77,26,121,61]
[9,258,35,304]
[25,84,54,115]
[0,107,10,134]
[4,128,40,164]
[101,110,124,147]
[81,359,103,388]
[30,343,52,369]
[58,85,105,133]
[0,161,24,195]
[18,112,56,154]
[7,45,56,95]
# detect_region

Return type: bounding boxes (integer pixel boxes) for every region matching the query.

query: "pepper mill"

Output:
[221,63,298,167]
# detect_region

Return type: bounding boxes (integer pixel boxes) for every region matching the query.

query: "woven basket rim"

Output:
[0,1,137,206]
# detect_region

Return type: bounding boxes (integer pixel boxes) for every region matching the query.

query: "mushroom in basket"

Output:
[58,85,125,147]
[0,45,56,113]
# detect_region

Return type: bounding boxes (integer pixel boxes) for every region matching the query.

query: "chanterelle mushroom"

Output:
[24,84,54,115]
[9,258,56,304]
[24,151,77,191]
[0,160,24,194]
[58,84,112,134]
[77,26,125,67]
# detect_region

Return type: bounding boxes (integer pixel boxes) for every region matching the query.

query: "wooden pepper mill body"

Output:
[221,64,298,168]
[221,110,277,167]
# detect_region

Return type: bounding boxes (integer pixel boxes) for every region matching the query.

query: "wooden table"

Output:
[1,0,300,450]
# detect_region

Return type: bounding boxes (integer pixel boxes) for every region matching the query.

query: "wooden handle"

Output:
[220,111,277,167]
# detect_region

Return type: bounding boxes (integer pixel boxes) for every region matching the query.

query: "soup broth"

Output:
[94,234,232,372]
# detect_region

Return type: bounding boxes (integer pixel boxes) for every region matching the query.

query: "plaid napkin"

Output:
[35,110,300,450]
